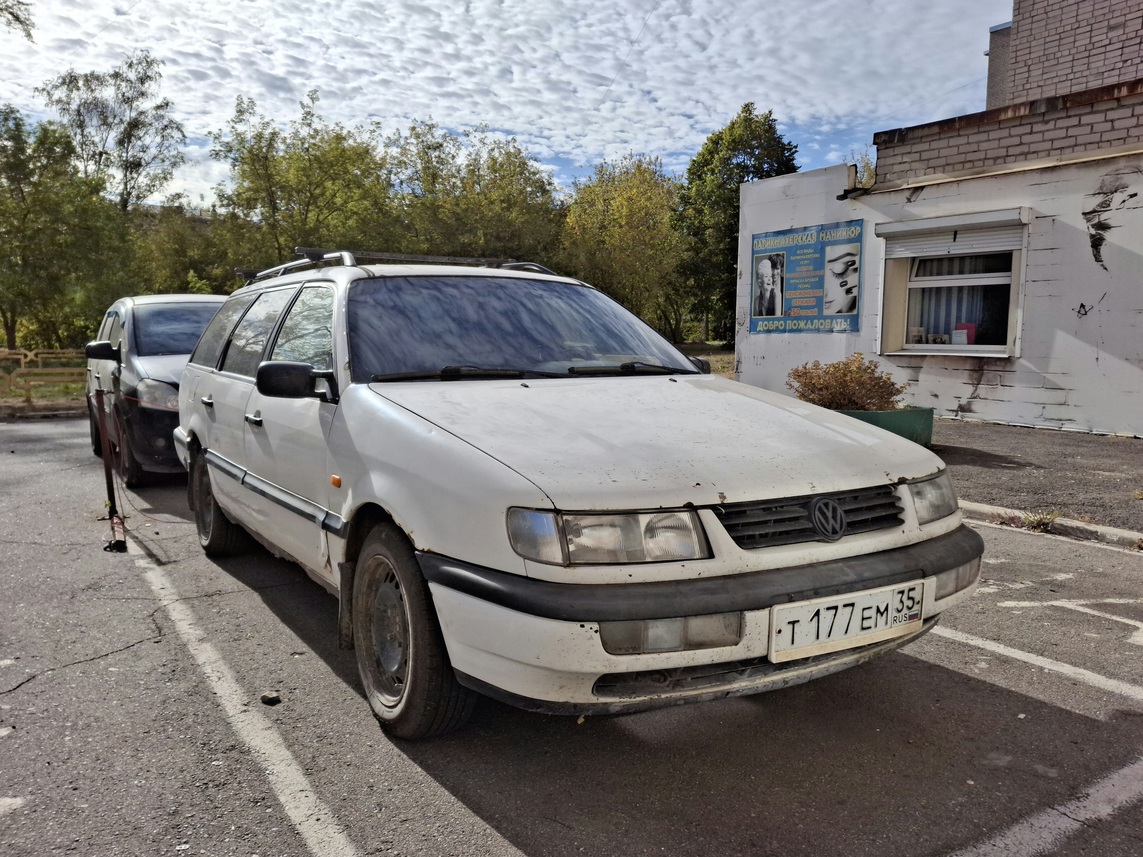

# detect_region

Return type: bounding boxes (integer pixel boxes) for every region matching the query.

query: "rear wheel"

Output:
[191,453,246,557]
[352,523,474,739]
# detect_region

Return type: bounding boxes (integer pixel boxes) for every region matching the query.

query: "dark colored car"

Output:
[86,294,226,486]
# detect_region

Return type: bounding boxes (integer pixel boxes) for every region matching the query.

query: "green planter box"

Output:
[838,407,934,447]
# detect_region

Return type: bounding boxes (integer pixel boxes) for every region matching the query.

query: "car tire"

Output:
[191,453,246,557]
[89,404,103,458]
[115,426,146,488]
[352,523,475,740]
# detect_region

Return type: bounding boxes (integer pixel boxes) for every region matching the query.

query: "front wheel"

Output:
[190,453,246,557]
[352,524,474,740]
[114,422,146,488]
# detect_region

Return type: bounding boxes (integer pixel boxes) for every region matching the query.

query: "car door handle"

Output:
[244,413,263,427]
[200,396,214,408]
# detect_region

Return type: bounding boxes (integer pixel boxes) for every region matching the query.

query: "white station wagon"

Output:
[175,248,983,739]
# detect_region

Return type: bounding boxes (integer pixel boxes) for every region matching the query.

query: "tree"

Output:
[37,50,186,212]
[1,0,33,41]
[676,103,797,341]
[386,122,562,262]
[210,92,396,265]
[129,197,229,295]
[450,131,562,261]
[849,144,876,189]
[560,154,688,339]
[0,105,126,349]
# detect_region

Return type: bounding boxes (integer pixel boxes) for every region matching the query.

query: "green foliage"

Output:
[211,91,397,264]
[0,104,130,349]
[37,50,186,213]
[848,144,876,189]
[675,103,798,340]
[560,154,687,340]
[128,197,234,294]
[786,353,907,411]
[1,0,33,40]
[386,121,562,261]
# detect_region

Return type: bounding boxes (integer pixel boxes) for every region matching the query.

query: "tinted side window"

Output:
[97,310,118,341]
[107,314,125,353]
[221,289,296,378]
[270,287,334,371]
[190,294,257,369]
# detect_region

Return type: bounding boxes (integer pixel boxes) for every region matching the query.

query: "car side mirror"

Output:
[689,356,712,375]
[256,361,339,403]
[85,340,120,363]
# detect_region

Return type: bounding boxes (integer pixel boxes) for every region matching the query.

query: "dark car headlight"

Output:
[135,379,179,411]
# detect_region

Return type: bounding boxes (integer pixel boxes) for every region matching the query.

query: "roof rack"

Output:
[235,248,559,284]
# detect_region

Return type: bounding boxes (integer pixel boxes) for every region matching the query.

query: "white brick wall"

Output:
[736,160,1143,436]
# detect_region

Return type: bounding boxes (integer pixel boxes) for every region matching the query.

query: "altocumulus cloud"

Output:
[0,0,1008,201]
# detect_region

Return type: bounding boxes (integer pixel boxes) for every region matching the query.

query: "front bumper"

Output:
[123,405,183,472]
[420,525,983,713]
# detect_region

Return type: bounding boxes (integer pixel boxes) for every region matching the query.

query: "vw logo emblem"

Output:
[809,497,847,541]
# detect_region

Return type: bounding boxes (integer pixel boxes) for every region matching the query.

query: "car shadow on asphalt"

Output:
[197,538,1143,857]
[930,443,1037,470]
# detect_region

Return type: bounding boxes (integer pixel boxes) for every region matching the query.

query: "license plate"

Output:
[768,580,924,663]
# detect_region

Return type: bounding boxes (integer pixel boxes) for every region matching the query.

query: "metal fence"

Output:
[0,349,86,403]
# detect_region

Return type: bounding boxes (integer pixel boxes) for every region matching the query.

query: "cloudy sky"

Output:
[2,0,1011,203]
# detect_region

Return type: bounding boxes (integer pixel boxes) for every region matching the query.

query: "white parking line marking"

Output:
[0,797,26,817]
[931,626,1143,703]
[137,550,358,857]
[995,599,1143,645]
[948,752,1143,857]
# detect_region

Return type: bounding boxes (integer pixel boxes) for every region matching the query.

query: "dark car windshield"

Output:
[133,303,223,357]
[347,275,695,382]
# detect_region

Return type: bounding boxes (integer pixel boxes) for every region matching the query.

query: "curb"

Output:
[0,408,85,421]
[960,500,1143,550]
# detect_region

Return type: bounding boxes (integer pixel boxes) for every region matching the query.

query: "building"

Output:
[736,0,1143,436]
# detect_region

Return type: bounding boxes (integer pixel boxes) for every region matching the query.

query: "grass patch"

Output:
[677,342,735,377]
[990,509,1061,532]
[0,381,86,405]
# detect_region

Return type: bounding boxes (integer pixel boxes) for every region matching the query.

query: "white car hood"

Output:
[371,375,945,509]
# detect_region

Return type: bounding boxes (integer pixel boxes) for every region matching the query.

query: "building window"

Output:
[874,207,1028,357]
[906,252,1012,348]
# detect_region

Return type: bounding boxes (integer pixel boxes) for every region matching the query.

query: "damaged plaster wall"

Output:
[736,160,1143,436]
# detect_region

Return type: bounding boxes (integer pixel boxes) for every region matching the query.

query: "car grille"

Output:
[712,484,903,549]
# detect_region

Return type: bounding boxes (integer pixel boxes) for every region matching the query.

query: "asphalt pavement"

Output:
[932,417,1143,546]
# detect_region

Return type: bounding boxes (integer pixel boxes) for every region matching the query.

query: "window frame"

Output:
[874,208,1029,358]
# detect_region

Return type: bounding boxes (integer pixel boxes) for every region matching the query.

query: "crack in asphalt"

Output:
[0,629,164,696]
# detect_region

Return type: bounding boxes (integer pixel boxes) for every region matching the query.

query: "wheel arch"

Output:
[338,501,402,650]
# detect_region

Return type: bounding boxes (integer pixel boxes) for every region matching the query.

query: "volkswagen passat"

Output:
[175,249,983,739]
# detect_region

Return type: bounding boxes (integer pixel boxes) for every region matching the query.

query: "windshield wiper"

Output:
[371,365,563,382]
[566,361,695,376]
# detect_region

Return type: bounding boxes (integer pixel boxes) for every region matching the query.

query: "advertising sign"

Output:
[749,219,864,334]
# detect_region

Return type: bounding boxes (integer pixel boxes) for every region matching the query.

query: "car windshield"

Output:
[347,275,695,382]
[133,303,223,357]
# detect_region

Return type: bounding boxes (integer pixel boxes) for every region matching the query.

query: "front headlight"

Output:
[910,472,959,524]
[135,379,180,411]
[507,508,711,566]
